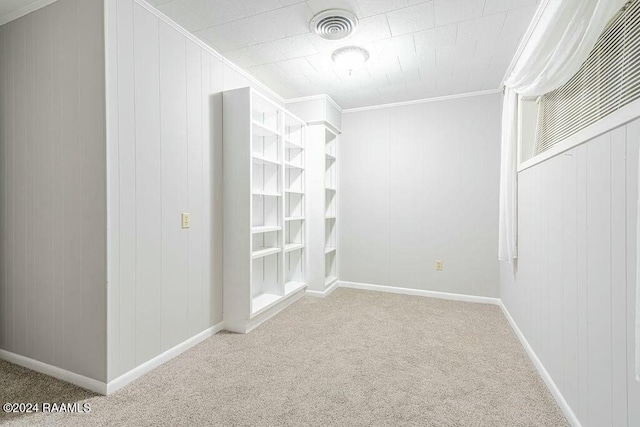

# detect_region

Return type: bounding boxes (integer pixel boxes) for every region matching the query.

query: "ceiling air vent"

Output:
[310,9,359,40]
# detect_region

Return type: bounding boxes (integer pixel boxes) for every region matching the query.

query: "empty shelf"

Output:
[325,187,336,192]
[285,281,306,295]
[325,247,336,254]
[252,191,281,197]
[285,189,304,195]
[284,243,304,253]
[285,216,305,221]
[285,139,304,150]
[326,153,336,161]
[252,247,281,259]
[252,154,280,166]
[325,216,336,219]
[252,121,280,137]
[284,162,304,170]
[252,293,281,314]
[252,225,281,234]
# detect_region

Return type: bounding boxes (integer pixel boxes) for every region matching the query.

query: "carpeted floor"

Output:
[0,288,567,426]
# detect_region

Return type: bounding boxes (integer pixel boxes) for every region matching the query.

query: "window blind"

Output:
[534,0,640,154]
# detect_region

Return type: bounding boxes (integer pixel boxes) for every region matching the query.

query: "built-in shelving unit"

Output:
[324,128,339,287]
[223,87,307,333]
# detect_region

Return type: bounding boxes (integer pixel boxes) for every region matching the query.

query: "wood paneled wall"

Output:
[339,94,502,297]
[501,118,640,426]
[0,0,107,382]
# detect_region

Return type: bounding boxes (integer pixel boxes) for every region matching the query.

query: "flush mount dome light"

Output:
[310,9,359,40]
[332,46,369,75]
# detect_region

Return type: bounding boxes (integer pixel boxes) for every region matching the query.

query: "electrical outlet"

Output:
[435,260,443,271]
[181,213,190,229]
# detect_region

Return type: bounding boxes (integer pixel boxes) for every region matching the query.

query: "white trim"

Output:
[306,119,341,135]
[133,0,285,105]
[342,89,502,113]
[224,286,307,334]
[106,321,224,395]
[306,279,340,298]
[0,0,60,26]
[500,0,551,88]
[338,281,500,305]
[0,349,108,395]
[286,94,343,113]
[499,302,581,427]
[518,97,640,172]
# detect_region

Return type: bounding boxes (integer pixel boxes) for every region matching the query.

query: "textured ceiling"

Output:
[2,0,539,109]
[148,0,539,109]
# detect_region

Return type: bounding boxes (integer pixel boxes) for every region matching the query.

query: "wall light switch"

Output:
[181,213,191,229]
[435,260,443,271]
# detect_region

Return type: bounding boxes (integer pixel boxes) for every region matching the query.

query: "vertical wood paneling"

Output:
[339,110,391,286]
[12,16,28,357]
[561,151,579,411]
[33,5,56,365]
[186,40,204,337]
[4,21,15,353]
[133,2,162,369]
[626,119,640,427]
[59,0,84,376]
[201,53,212,331]
[610,127,628,427]
[106,0,121,381]
[586,135,613,426]
[106,1,227,379]
[78,0,107,380]
[547,153,564,390]
[159,21,189,351]
[211,56,224,325]
[50,0,65,370]
[0,24,6,350]
[575,144,589,424]
[115,0,137,375]
[0,0,107,381]
[502,120,639,426]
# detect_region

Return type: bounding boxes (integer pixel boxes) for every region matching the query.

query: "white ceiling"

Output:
[149,0,539,109]
[2,0,539,109]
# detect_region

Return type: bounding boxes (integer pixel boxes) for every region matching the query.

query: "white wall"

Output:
[0,0,107,381]
[339,93,502,298]
[501,118,640,426]
[105,0,284,381]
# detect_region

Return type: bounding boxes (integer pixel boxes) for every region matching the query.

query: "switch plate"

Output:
[181,213,190,229]
[435,260,443,271]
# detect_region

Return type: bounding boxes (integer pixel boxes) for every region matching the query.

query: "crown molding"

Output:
[341,89,502,113]
[286,93,344,113]
[0,0,60,26]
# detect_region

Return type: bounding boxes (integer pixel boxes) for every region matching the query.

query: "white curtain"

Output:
[498,88,519,262]
[498,0,627,263]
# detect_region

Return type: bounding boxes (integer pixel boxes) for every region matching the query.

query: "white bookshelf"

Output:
[304,124,340,293]
[223,87,307,333]
[324,128,339,287]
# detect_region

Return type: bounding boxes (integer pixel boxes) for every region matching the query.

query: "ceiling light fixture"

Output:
[332,46,369,76]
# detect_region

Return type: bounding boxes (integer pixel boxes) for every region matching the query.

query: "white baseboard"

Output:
[499,302,581,427]
[338,281,501,305]
[106,321,224,395]
[0,349,108,395]
[306,279,340,298]
[225,286,307,334]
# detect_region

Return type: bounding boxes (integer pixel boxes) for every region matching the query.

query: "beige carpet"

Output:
[0,288,567,426]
